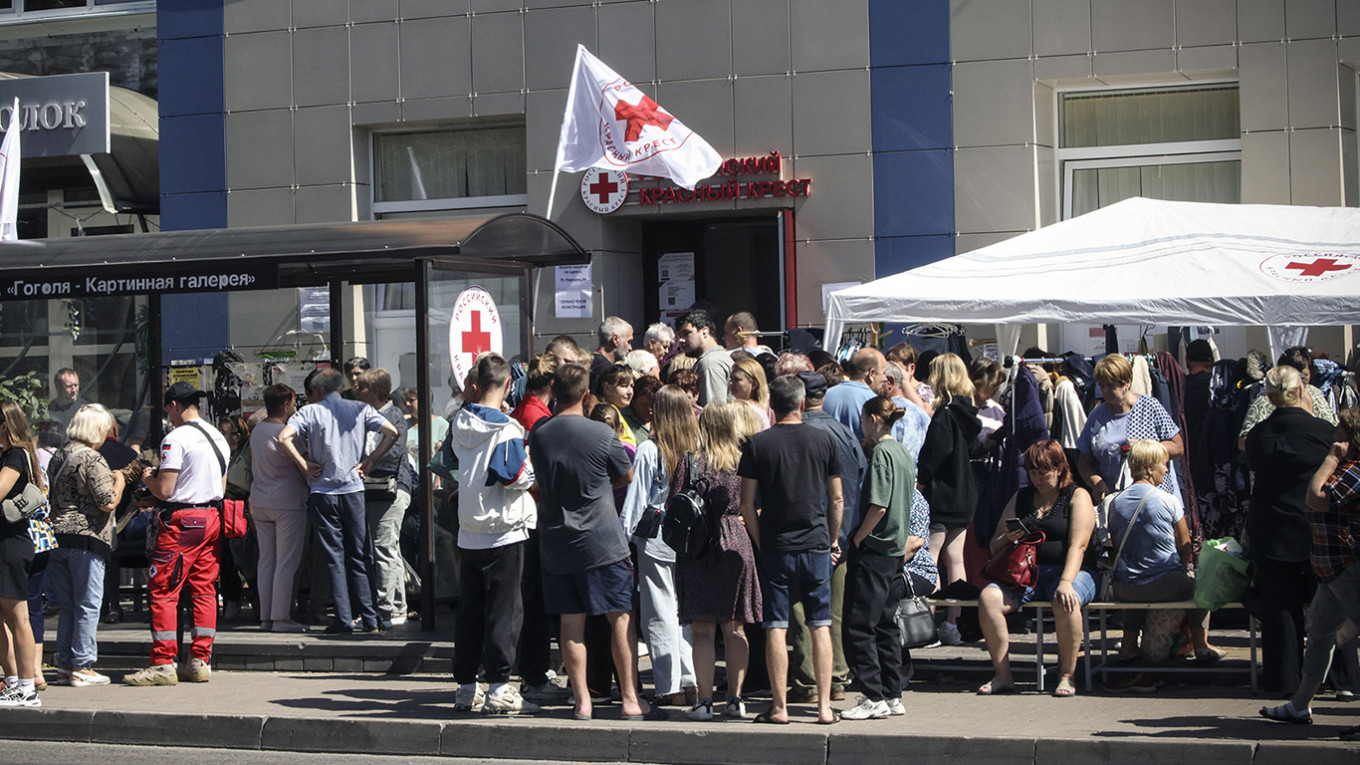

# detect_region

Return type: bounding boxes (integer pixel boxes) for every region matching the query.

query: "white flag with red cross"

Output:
[553,44,721,191]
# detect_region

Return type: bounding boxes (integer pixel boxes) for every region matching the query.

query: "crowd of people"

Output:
[0,320,1354,739]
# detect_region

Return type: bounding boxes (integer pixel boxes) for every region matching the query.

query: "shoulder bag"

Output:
[895,573,939,649]
[982,530,1046,590]
[1,450,48,525]
[1096,487,1152,601]
[186,421,249,539]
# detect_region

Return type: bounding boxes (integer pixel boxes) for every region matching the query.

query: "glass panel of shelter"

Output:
[419,258,532,623]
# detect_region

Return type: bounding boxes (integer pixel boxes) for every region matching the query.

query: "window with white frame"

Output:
[1058,84,1241,219]
[371,123,527,218]
[0,0,153,20]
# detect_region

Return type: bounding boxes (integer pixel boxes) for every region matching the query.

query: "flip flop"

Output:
[1259,703,1312,725]
[622,706,667,721]
[753,709,790,725]
[976,679,1018,696]
[572,711,592,721]
[1051,679,1077,698]
[815,711,840,725]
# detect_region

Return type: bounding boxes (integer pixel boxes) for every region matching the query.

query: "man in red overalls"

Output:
[124,382,230,686]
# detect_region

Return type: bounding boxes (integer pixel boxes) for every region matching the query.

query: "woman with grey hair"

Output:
[45,403,126,687]
[625,349,661,378]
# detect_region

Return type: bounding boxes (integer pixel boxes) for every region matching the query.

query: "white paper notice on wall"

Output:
[555,264,593,319]
[659,280,696,316]
[657,252,695,282]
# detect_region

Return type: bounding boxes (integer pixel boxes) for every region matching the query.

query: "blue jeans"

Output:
[308,492,379,629]
[44,547,106,670]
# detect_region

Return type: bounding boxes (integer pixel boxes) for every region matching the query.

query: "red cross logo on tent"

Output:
[614,95,673,142]
[1285,258,1351,278]
[580,168,629,214]
[1260,253,1360,283]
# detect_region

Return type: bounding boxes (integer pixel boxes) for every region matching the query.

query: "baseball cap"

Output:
[796,371,828,398]
[164,381,207,406]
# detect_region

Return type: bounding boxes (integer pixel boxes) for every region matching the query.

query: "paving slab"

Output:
[1,669,1353,764]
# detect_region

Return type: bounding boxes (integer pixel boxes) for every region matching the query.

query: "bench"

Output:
[924,598,1257,692]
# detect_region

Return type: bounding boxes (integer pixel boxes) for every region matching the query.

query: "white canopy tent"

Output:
[825,197,1360,361]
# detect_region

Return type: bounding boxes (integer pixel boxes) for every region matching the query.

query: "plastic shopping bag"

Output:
[1194,537,1251,611]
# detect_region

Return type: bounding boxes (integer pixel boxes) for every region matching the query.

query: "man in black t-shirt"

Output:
[738,374,843,724]
[528,363,654,721]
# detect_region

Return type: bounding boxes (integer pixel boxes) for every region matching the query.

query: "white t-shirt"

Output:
[159,418,230,504]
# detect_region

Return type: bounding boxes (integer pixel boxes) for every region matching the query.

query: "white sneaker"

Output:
[685,699,714,721]
[724,696,746,719]
[938,622,964,646]
[840,696,890,720]
[885,697,905,716]
[481,686,539,715]
[0,685,40,707]
[388,615,407,626]
[454,684,486,712]
[69,669,111,687]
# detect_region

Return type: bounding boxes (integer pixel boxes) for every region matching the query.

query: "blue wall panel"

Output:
[157,1,225,232]
[869,0,954,275]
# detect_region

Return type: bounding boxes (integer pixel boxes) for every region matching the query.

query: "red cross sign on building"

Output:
[580,168,629,214]
[448,286,503,386]
[1260,253,1360,283]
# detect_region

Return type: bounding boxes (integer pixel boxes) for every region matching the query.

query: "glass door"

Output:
[416,257,532,627]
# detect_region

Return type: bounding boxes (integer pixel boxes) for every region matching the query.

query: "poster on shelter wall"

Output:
[555,264,593,319]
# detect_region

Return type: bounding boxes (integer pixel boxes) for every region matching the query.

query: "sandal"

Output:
[1051,678,1077,698]
[815,711,840,725]
[753,708,790,725]
[976,678,1017,696]
[1259,702,1312,725]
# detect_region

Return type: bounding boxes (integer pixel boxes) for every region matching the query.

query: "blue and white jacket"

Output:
[452,403,536,542]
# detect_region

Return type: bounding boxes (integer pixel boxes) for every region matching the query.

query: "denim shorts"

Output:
[542,557,636,616]
[761,549,833,629]
[985,564,1097,608]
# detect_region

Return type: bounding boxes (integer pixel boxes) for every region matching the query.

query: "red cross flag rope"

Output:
[0,98,20,242]
[547,44,721,217]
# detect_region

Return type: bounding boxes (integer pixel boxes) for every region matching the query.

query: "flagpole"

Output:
[545,169,560,221]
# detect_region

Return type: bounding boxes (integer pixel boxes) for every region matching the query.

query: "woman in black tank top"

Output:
[976,440,1096,699]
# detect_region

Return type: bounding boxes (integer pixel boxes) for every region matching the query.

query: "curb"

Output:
[0,708,1354,764]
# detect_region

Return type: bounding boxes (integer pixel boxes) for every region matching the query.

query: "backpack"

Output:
[661,452,713,561]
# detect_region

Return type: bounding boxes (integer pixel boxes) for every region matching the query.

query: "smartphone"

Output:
[1005,517,1030,534]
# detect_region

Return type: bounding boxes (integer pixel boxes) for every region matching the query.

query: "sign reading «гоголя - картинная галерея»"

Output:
[0,263,279,299]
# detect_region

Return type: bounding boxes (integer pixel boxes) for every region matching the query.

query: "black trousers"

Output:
[516,529,554,686]
[1253,557,1316,695]
[454,542,525,685]
[841,548,906,702]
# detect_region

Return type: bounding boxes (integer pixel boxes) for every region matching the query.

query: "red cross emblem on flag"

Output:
[579,168,629,214]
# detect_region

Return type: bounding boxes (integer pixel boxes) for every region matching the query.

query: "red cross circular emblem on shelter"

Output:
[448,286,503,385]
[580,168,628,214]
[1259,253,1360,283]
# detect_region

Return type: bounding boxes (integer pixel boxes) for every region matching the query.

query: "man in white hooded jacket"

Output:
[451,353,539,715]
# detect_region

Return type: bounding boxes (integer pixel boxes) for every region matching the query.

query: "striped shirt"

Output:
[1312,459,1360,583]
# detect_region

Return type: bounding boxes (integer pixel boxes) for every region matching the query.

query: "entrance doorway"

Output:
[642,217,783,339]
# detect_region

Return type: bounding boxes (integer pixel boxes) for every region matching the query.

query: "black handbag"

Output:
[895,573,938,649]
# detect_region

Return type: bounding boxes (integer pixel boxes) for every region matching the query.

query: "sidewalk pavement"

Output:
[3,670,1355,765]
